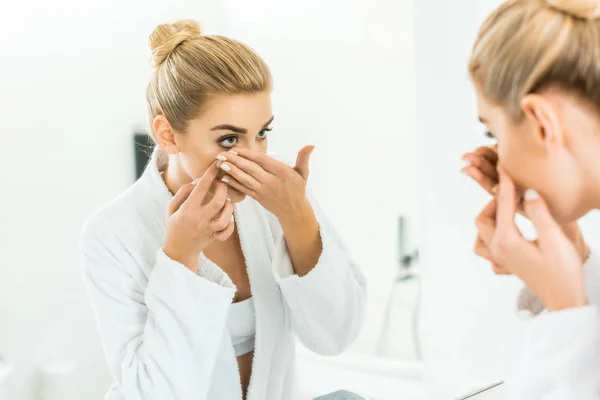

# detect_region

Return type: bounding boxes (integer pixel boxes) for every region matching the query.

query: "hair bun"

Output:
[547,0,600,20]
[149,20,202,67]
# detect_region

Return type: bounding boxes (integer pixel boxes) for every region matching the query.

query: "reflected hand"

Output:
[462,145,589,271]
[215,146,316,221]
[476,169,588,312]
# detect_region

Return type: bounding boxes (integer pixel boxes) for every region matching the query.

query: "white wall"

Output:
[0,0,417,398]
[415,0,600,398]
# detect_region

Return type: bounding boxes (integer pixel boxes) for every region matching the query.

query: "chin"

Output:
[228,187,247,203]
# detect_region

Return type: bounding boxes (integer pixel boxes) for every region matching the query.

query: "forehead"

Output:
[201,92,272,124]
[475,88,493,116]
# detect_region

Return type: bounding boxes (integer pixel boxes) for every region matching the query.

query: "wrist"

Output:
[278,198,315,229]
[163,245,200,272]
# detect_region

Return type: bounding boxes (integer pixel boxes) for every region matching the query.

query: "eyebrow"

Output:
[211,116,275,134]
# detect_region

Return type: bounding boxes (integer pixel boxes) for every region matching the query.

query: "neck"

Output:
[163,154,193,196]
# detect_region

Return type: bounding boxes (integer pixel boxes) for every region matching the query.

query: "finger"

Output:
[205,182,229,216]
[495,167,519,235]
[219,162,262,193]
[523,189,565,246]
[461,165,497,194]
[210,200,234,232]
[213,219,235,242]
[492,263,512,275]
[463,153,498,182]
[187,162,220,204]
[221,175,257,197]
[474,235,493,261]
[168,183,195,215]
[294,145,315,181]
[229,147,288,175]
[217,151,272,182]
[473,145,498,164]
[475,199,497,246]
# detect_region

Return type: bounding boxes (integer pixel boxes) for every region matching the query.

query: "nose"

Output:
[238,137,264,152]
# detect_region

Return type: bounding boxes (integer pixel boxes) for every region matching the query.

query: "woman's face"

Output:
[174,91,273,203]
[474,87,591,224]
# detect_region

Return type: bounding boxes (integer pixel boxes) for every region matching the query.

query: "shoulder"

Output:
[81,178,160,253]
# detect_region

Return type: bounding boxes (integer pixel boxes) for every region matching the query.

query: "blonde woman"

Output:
[81,20,366,400]
[460,0,600,398]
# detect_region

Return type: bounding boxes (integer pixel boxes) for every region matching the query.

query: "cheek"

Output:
[180,140,222,179]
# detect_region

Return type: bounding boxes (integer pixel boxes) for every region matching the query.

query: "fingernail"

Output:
[216,160,223,168]
[221,177,230,183]
[525,189,539,201]
[231,214,235,223]
[220,163,231,172]
[192,178,200,184]
[226,195,232,201]
[216,154,227,161]
[228,150,238,155]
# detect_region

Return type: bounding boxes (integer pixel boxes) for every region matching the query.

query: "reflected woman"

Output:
[81,20,366,400]
[463,0,600,398]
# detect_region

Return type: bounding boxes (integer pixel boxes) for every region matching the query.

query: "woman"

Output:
[81,20,366,400]
[460,0,600,398]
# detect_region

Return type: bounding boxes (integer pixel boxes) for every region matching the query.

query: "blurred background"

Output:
[3,0,600,399]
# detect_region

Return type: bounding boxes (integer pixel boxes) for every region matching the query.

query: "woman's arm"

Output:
[81,217,237,400]
[270,191,367,356]
[277,197,322,277]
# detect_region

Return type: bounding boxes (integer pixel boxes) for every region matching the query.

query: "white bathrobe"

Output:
[507,250,600,399]
[80,150,367,400]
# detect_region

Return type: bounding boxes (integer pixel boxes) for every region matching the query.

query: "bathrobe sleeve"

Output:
[80,215,237,400]
[270,190,367,356]
[507,251,600,400]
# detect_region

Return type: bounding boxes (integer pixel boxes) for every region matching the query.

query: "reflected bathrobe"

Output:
[80,150,367,400]
[508,250,600,399]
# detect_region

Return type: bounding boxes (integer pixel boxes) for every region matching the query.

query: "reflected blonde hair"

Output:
[146,20,272,141]
[469,0,600,120]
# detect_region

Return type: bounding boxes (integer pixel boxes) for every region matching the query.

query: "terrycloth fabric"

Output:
[508,250,600,399]
[80,149,367,400]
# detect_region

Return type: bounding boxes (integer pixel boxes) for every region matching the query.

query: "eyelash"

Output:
[218,127,272,148]
[485,131,495,139]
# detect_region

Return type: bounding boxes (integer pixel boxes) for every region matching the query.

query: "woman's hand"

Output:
[163,162,235,272]
[215,146,316,222]
[476,168,588,312]
[216,145,322,276]
[461,145,499,195]
[462,145,589,271]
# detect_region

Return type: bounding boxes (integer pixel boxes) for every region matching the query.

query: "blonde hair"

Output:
[146,20,272,141]
[469,0,600,120]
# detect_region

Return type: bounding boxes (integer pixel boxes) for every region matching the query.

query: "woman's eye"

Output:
[257,127,272,140]
[256,129,271,140]
[219,136,239,148]
[485,131,495,139]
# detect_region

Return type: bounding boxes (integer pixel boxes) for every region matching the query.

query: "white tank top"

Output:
[227,297,256,357]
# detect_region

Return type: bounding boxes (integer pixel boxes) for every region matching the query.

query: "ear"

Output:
[520,94,564,152]
[153,115,179,155]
